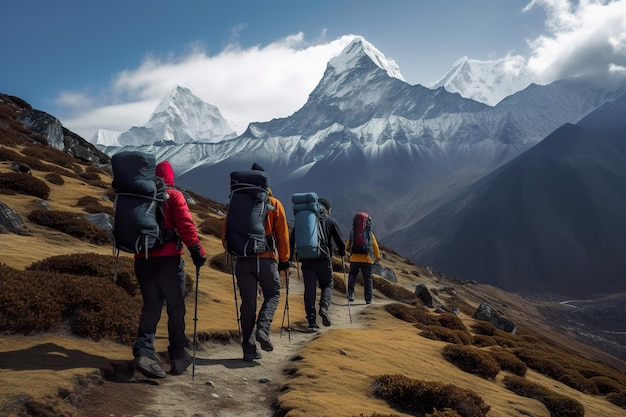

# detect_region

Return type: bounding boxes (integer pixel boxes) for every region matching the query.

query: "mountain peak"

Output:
[431,55,532,105]
[329,36,405,82]
[93,85,238,147]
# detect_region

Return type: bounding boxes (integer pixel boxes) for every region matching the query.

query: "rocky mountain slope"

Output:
[1,92,626,416]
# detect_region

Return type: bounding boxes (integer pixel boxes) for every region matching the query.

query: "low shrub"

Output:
[373,373,490,417]
[78,171,101,181]
[421,325,473,345]
[209,252,233,274]
[21,144,82,171]
[0,262,140,344]
[606,391,626,408]
[0,171,50,199]
[487,347,526,376]
[503,375,585,417]
[44,172,64,185]
[60,273,140,344]
[76,195,114,216]
[470,321,498,336]
[197,216,223,238]
[513,347,600,394]
[384,303,437,326]
[472,335,497,347]
[373,275,417,302]
[427,410,462,417]
[441,344,500,379]
[27,208,110,244]
[437,313,466,330]
[590,375,623,395]
[27,253,138,297]
[0,264,63,332]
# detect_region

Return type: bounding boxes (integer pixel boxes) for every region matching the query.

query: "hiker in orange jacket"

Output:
[221,163,291,362]
[133,160,206,378]
[345,214,380,304]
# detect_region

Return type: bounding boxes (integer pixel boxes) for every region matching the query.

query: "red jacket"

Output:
[135,161,204,258]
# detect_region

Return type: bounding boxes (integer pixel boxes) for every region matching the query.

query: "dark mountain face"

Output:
[401,95,626,297]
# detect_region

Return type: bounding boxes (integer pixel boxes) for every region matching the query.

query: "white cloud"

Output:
[59,34,356,140]
[524,0,626,83]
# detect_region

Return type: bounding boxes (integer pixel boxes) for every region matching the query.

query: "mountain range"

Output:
[92,36,626,297]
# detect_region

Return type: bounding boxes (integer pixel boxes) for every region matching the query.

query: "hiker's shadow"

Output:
[0,342,114,371]
[194,357,259,369]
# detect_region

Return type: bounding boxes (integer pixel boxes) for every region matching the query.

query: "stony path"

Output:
[78,275,368,417]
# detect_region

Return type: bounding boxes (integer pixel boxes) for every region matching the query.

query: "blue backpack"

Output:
[292,192,328,261]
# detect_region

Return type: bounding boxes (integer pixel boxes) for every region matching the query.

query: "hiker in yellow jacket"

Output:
[345,212,380,304]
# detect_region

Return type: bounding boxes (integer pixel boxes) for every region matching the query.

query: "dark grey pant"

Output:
[301,258,333,324]
[235,257,281,354]
[133,255,187,360]
[348,262,373,303]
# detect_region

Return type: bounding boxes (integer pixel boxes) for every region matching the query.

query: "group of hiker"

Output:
[112,153,380,379]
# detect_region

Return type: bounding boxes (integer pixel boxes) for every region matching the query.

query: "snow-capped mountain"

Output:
[431,55,533,106]
[96,36,626,297]
[92,85,237,147]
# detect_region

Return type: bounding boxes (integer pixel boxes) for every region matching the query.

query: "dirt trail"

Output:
[78,275,369,417]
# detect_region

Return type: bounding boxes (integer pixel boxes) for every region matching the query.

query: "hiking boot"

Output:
[319,310,331,327]
[366,300,372,304]
[308,322,320,329]
[255,331,274,352]
[170,352,192,375]
[347,295,354,302]
[243,351,262,362]
[134,355,166,379]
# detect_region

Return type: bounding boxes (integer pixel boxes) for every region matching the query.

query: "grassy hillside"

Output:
[1,95,626,416]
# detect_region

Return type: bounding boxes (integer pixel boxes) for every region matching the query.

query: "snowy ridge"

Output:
[92,85,237,147]
[431,55,533,106]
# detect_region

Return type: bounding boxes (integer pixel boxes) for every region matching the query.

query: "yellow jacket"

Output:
[345,233,380,264]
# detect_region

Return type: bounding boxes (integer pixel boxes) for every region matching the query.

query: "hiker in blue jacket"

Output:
[291,197,345,328]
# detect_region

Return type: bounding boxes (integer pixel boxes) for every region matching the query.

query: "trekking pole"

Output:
[229,254,242,343]
[280,270,291,342]
[343,257,352,325]
[192,264,200,381]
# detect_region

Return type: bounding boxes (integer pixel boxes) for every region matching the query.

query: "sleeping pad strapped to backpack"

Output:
[350,212,372,254]
[225,169,273,256]
[292,192,327,261]
[111,151,169,257]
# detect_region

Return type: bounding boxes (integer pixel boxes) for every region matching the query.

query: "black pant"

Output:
[235,257,281,354]
[133,255,187,360]
[301,258,333,324]
[348,262,373,303]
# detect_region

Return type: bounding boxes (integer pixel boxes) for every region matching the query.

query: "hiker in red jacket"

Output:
[133,160,206,378]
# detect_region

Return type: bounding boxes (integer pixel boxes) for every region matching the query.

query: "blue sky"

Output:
[2,0,625,140]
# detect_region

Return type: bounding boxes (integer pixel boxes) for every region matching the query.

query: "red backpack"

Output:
[350,212,372,254]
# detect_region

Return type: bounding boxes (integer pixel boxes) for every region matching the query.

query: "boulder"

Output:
[373,263,397,282]
[472,302,516,334]
[0,200,31,235]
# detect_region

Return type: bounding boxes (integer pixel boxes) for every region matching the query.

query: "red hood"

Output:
[156,161,175,186]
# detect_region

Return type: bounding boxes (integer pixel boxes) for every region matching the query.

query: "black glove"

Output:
[278,261,290,271]
[339,249,346,257]
[189,244,206,267]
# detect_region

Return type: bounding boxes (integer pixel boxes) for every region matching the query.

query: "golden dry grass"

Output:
[1,144,626,417]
